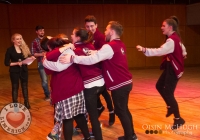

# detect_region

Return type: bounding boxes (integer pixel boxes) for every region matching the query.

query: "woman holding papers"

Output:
[4,33,35,109]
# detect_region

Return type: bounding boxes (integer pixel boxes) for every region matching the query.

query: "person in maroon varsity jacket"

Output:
[84,15,115,126]
[59,21,138,140]
[42,37,91,140]
[43,29,105,140]
[136,16,187,130]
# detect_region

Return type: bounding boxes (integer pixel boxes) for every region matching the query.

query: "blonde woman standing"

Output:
[4,33,35,109]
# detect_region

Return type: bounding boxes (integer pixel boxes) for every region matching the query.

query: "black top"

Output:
[4,46,28,73]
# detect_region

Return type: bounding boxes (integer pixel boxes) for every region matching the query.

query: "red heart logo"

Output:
[6,112,25,128]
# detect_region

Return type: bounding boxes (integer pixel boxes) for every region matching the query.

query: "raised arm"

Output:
[136,38,175,56]
[59,44,114,65]
[43,49,75,72]
[46,44,74,61]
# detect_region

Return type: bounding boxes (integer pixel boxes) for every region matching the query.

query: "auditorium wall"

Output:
[0,4,199,75]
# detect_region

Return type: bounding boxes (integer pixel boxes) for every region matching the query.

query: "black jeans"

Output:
[63,114,90,140]
[97,87,114,112]
[84,86,105,140]
[10,71,28,102]
[111,84,134,140]
[156,62,180,118]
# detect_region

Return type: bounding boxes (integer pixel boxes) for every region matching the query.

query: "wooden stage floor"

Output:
[0,66,200,140]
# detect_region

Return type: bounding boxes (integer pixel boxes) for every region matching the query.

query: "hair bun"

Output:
[170,16,179,25]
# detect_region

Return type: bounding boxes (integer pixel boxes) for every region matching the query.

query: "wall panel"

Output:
[72,4,104,28]
[0,29,11,52]
[145,5,186,26]
[123,27,145,47]
[9,5,58,29]
[0,5,9,28]
[184,45,200,66]
[0,52,9,75]
[103,5,125,26]
[145,55,162,67]
[124,5,145,27]
[1,4,200,75]
[145,27,164,47]
[185,26,200,46]
[126,47,146,68]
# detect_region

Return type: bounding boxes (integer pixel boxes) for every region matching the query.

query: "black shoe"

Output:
[118,133,138,140]
[24,101,31,109]
[166,107,174,117]
[98,106,105,117]
[171,117,185,130]
[109,112,115,126]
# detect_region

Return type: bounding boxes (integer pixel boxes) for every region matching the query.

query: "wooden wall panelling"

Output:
[103,4,125,26]
[185,26,200,46]
[0,4,9,28]
[126,47,146,68]
[145,5,186,26]
[71,4,104,28]
[123,5,145,27]
[0,29,11,52]
[58,28,74,40]
[145,56,162,67]
[57,5,74,28]
[179,26,186,44]
[8,4,58,29]
[123,27,145,47]
[0,52,9,75]
[145,27,164,47]
[184,45,200,66]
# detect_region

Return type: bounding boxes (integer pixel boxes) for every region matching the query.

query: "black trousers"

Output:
[156,62,180,118]
[10,70,28,102]
[84,85,105,140]
[111,84,134,140]
[10,70,28,84]
[63,114,90,140]
[97,86,114,112]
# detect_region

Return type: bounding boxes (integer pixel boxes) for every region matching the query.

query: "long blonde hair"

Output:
[11,33,31,58]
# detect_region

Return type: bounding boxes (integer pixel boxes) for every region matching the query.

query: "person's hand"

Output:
[136,45,143,51]
[18,61,22,67]
[41,52,46,56]
[87,50,97,55]
[31,56,36,60]
[59,54,72,64]
[136,45,146,53]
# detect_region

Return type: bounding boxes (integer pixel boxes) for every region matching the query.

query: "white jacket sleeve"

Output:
[43,49,75,72]
[73,44,114,65]
[144,38,174,56]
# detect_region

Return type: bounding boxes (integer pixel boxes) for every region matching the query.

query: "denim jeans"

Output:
[38,62,50,97]
[111,84,135,140]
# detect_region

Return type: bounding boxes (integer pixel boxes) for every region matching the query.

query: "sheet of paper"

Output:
[22,57,35,65]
